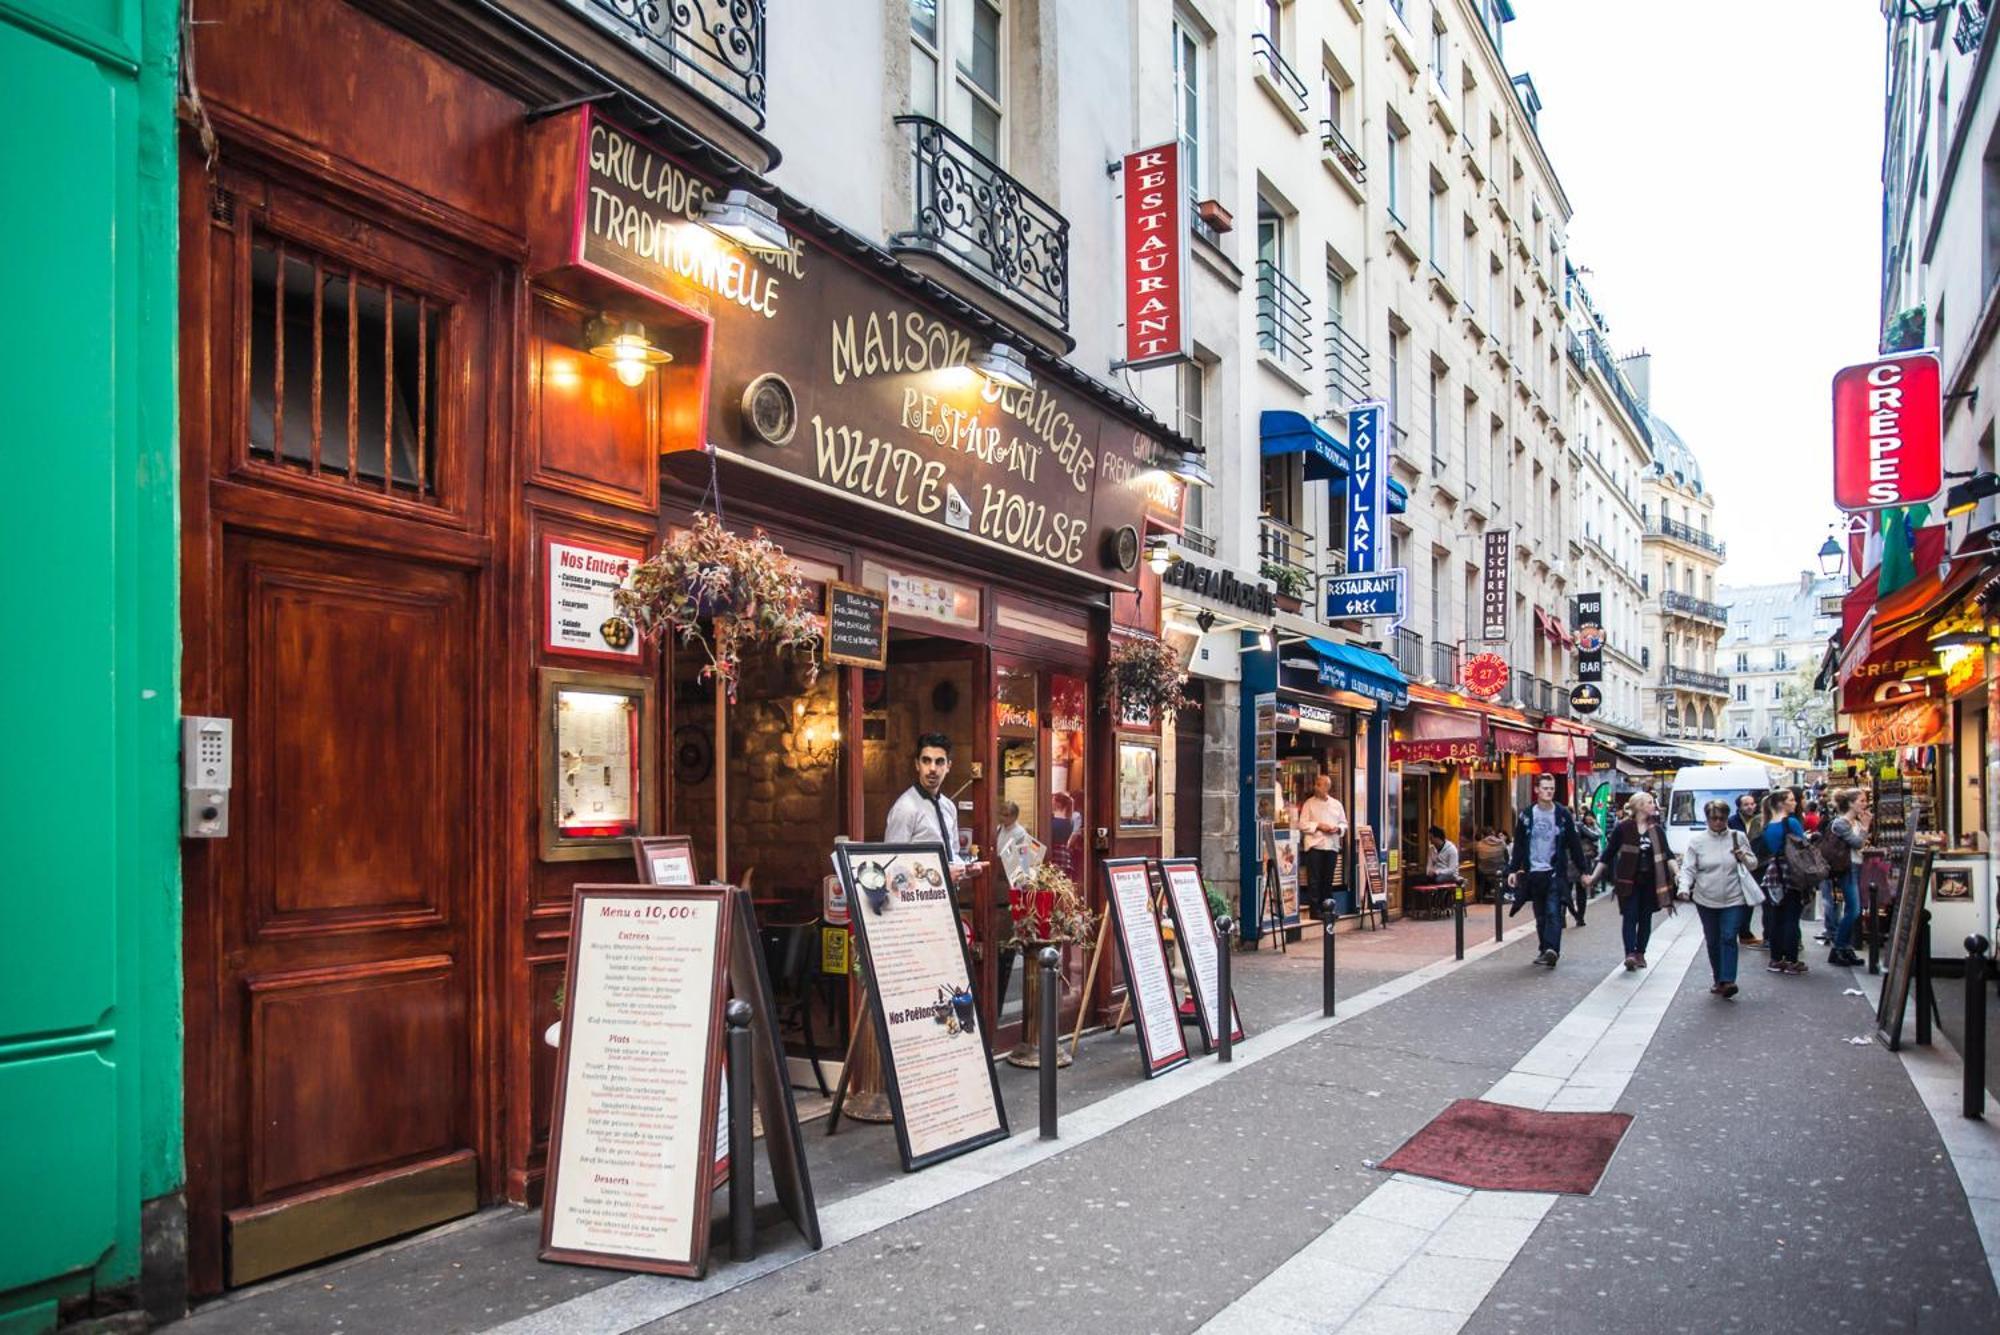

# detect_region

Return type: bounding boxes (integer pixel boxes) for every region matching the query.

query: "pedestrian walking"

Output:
[1506,773,1589,968]
[1572,805,1603,926]
[1587,791,1677,970]
[1474,827,1509,903]
[1727,792,1767,948]
[1822,789,1870,967]
[1679,799,1763,998]
[1757,789,1810,975]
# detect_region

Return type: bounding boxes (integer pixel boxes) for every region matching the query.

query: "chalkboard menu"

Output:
[1355,825,1387,912]
[1876,842,1936,1051]
[824,581,888,669]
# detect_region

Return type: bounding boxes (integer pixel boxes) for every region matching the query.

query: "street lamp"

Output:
[1944,470,2000,518]
[1816,534,1844,578]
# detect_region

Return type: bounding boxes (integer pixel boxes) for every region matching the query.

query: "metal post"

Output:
[1917,911,1935,1048]
[1039,946,1060,1140]
[1965,935,1990,1120]
[1494,875,1503,944]
[1454,882,1466,962]
[1215,916,1234,1063]
[725,999,755,1261]
[1867,883,1881,975]
[1322,898,1338,1018]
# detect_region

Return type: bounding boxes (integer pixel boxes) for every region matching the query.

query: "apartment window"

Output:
[1488,416,1503,503]
[1773,617,1789,638]
[1486,253,1499,326]
[1734,683,1748,703]
[1387,123,1406,222]
[1387,326,1403,439]
[912,0,1005,160]
[1427,177,1447,272]
[1172,15,1205,201]
[1430,21,1448,91]
[1177,359,1209,547]
[1641,572,1650,594]
[1262,452,1304,527]
[1461,223,1477,311]
[1735,651,1749,672]
[1461,393,1476,491]
[1427,366,1445,470]
[1257,0,1281,40]
[1775,649,1789,672]
[1431,550,1449,642]
[1463,564,1478,645]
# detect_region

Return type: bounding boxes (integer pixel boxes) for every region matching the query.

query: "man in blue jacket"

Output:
[1507,773,1589,968]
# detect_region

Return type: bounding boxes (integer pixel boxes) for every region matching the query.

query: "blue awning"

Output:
[1387,478,1409,514]
[1259,410,1349,482]
[1305,637,1408,709]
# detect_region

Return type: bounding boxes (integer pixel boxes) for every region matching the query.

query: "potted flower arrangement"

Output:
[1005,861,1096,950]
[1101,634,1188,722]
[614,511,823,700]
[1259,560,1310,614]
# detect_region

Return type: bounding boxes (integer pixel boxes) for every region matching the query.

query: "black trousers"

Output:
[1304,848,1339,913]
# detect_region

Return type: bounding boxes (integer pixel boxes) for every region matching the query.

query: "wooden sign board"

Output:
[541,885,820,1277]
[1876,843,1937,1051]
[1355,824,1387,911]
[824,581,888,669]
[835,842,1009,1171]
[632,834,696,886]
[1102,857,1191,1078]
[1156,858,1244,1054]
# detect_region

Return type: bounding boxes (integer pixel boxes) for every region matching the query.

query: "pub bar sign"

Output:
[1481,529,1510,642]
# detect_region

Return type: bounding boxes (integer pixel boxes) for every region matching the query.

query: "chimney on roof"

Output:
[1618,352,1652,408]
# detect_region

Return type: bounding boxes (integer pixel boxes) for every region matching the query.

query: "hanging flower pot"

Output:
[614,511,823,700]
[1100,634,1188,722]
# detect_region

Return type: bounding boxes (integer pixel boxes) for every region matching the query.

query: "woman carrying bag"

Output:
[1678,798,1764,999]
[1758,789,1810,974]
[1587,790,1677,972]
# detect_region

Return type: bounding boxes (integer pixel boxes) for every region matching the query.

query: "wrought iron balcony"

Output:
[892,115,1070,329]
[1651,516,1726,557]
[1663,665,1729,696]
[1661,589,1730,626]
[1320,119,1367,183]
[565,0,766,128]
[1324,319,1370,407]
[1251,32,1310,114]
[1257,514,1315,603]
[1256,260,1313,373]
[1394,627,1426,681]
[1432,641,1461,687]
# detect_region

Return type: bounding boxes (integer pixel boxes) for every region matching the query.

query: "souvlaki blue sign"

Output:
[1345,401,1388,574]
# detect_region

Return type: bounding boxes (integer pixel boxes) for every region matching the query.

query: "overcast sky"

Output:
[1505,0,1885,589]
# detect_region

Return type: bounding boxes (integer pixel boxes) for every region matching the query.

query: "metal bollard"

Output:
[1039,946,1061,1139]
[1454,882,1466,962]
[1322,898,1338,1018]
[1215,916,1234,1063]
[725,999,755,1262]
[1918,911,1936,1048]
[1966,935,1990,1120]
[1494,876,1504,944]
[1867,884,1881,975]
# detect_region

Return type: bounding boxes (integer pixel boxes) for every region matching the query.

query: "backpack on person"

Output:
[1784,830,1829,896]
[1821,824,1853,878]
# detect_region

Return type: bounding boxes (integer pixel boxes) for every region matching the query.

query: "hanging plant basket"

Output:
[614,511,823,700]
[1100,635,1188,722]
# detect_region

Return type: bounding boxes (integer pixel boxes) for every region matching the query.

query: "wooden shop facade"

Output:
[176,0,1189,1296]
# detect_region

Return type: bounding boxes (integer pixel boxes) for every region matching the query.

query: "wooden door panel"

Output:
[247,956,465,1199]
[240,547,467,935]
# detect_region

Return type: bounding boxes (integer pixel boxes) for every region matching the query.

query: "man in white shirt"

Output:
[1298,773,1349,915]
[1427,826,1461,880]
[883,733,988,884]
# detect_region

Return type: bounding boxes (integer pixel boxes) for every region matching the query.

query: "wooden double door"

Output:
[182,160,500,1292]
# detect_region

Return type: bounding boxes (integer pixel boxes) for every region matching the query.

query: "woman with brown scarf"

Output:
[1586,791,1678,971]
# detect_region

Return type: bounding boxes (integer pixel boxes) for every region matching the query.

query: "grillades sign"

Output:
[543,109,1164,583]
[1831,351,1943,512]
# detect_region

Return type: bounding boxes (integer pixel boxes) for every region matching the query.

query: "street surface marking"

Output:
[1200,912,1702,1334]
[487,921,1543,1335]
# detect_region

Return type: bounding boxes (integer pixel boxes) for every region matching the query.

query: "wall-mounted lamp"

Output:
[1162,447,1212,488]
[700,188,791,255]
[972,341,1035,392]
[587,316,672,387]
[1944,471,2000,518]
[1816,533,1844,578]
[1257,629,1274,652]
[1145,537,1180,575]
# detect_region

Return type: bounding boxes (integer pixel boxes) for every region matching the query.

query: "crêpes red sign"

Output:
[1831,351,1942,512]
[1120,143,1188,369]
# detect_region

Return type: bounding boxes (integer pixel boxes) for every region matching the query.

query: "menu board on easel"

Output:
[1103,857,1191,1078]
[1876,843,1937,1051]
[1157,857,1244,1053]
[1355,825,1386,913]
[835,842,1008,1171]
[541,886,730,1276]
[632,835,697,887]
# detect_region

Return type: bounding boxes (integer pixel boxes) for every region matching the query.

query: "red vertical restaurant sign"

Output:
[1831,350,1943,512]
[1121,142,1189,369]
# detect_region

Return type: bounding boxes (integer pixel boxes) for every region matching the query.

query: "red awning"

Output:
[1836,524,1952,712]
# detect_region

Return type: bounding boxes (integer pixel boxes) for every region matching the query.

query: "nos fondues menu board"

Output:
[1102,858,1190,1078]
[541,886,729,1276]
[837,843,1008,1170]
[1157,858,1244,1052]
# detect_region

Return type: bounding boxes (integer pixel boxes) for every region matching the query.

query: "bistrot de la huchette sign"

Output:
[1831,351,1942,512]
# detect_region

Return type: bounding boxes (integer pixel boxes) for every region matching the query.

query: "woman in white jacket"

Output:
[1678,798,1764,999]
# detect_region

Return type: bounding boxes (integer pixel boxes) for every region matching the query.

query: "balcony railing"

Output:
[1324,318,1370,406]
[566,0,766,128]
[1584,331,1655,451]
[1258,513,1315,602]
[1251,32,1310,113]
[892,115,1070,329]
[1320,119,1367,183]
[1661,589,1730,625]
[1432,641,1461,686]
[1565,328,1588,370]
[1394,627,1426,681]
[1663,665,1729,696]
[1651,516,1726,557]
[1256,260,1313,373]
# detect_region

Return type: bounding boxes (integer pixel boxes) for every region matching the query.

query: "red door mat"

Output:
[1376,1099,1634,1195]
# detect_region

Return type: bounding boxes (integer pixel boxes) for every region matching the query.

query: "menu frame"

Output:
[835,841,1010,1171]
[539,667,656,863]
[540,884,732,1277]
[823,580,889,669]
[632,834,697,886]
[542,533,645,663]
[1155,857,1245,1053]
[1101,857,1191,1079]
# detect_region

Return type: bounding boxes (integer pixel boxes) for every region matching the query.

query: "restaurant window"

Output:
[1261,451,1304,528]
[912,0,1005,161]
[1046,674,1088,881]
[248,233,441,502]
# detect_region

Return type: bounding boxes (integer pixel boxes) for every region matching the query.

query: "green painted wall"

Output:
[0,0,182,1329]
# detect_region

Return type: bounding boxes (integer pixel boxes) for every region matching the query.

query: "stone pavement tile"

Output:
[1197,1302,1326,1335]
[1479,1072,1563,1109]
[1351,1178,1472,1231]
[1248,1254,1385,1326]
[1338,1302,1468,1334]
[1371,1254,1510,1313]
[1318,1216,1435,1275]
[1454,1192,1556,1222]
[1424,1212,1546,1263]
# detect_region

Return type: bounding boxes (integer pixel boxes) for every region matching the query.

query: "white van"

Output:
[1662,764,1775,857]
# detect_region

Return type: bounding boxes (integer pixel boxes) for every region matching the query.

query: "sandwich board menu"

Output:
[1876,843,1937,1052]
[1156,857,1245,1053]
[835,842,1009,1171]
[1102,857,1191,1078]
[541,885,819,1277]
[632,835,697,887]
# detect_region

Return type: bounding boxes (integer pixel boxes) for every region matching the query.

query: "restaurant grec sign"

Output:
[531,109,1168,583]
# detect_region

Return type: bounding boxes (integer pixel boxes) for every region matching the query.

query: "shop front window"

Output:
[1047,674,1088,881]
